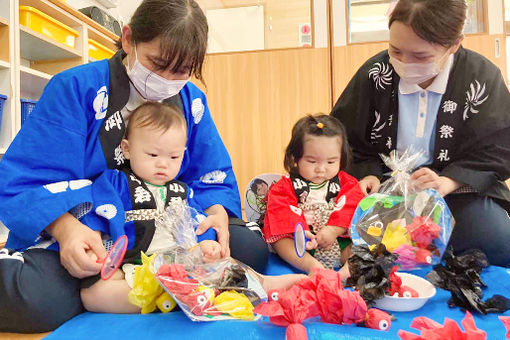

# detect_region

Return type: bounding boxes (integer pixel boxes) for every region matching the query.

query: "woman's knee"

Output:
[0,249,83,332]
[229,225,269,272]
[446,194,510,266]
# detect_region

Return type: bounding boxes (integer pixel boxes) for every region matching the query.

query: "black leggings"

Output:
[229,223,269,272]
[0,222,268,333]
[0,248,83,333]
[446,193,510,267]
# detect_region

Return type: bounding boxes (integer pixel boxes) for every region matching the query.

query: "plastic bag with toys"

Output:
[152,202,267,321]
[350,149,455,270]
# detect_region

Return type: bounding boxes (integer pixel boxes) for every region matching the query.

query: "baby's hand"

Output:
[304,230,318,250]
[200,240,222,262]
[317,226,347,249]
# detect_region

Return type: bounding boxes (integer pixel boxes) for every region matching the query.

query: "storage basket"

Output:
[88,39,115,60]
[19,6,79,48]
[21,99,37,125]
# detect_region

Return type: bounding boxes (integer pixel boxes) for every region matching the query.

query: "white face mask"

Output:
[390,51,450,85]
[126,45,189,101]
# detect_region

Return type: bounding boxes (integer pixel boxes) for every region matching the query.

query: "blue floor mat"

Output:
[45,254,510,340]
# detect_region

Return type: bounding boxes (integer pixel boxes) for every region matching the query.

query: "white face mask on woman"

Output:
[390,51,450,85]
[126,45,189,101]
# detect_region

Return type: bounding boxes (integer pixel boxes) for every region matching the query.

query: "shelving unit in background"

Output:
[0,0,118,154]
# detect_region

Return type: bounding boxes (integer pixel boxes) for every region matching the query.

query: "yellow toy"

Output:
[156,292,177,313]
[381,218,412,252]
[214,290,255,320]
[128,252,176,314]
[197,286,215,305]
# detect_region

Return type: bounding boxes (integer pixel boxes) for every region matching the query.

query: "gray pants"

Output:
[447,193,510,267]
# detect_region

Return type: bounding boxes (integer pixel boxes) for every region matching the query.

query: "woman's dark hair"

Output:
[389,0,466,47]
[250,178,268,195]
[284,114,351,175]
[117,0,208,81]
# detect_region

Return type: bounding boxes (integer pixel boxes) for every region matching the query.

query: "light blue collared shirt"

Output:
[396,55,454,168]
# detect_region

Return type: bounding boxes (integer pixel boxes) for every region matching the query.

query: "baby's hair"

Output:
[250,178,268,195]
[125,102,187,139]
[284,114,351,174]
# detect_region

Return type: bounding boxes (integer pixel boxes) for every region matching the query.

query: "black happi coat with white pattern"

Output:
[331,47,510,209]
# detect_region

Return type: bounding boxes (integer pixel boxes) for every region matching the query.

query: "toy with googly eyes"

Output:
[364,308,392,331]
[350,149,455,271]
[255,267,392,340]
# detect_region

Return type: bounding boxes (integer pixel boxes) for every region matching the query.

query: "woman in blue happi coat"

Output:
[0,0,268,332]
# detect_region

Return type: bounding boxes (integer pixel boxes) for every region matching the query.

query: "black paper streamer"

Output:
[426,248,510,314]
[346,244,399,303]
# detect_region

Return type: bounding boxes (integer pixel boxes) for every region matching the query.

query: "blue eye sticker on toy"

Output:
[350,149,455,270]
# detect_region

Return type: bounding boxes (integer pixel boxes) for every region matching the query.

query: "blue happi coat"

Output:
[81,167,216,259]
[0,50,240,251]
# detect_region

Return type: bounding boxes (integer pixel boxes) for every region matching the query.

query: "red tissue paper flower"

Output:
[407,216,441,248]
[398,311,487,340]
[254,283,320,340]
[300,267,368,325]
[499,316,510,338]
[156,263,199,296]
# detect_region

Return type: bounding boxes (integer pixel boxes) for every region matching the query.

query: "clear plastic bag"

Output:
[350,149,455,270]
[152,202,267,321]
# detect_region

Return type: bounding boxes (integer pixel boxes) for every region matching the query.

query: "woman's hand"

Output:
[316,226,347,249]
[359,175,381,195]
[410,168,460,197]
[46,213,106,279]
[199,240,222,262]
[195,204,230,258]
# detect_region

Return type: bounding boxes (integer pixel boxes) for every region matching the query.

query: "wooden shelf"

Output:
[0,60,9,69]
[88,25,117,51]
[0,16,8,27]
[47,0,119,41]
[20,65,51,100]
[20,65,52,80]
[20,25,82,61]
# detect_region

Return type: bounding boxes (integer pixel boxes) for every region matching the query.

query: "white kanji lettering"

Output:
[371,110,386,142]
[104,111,123,132]
[437,149,450,162]
[386,137,392,149]
[134,186,151,203]
[168,183,185,193]
[388,114,393,126]
[168,196,183,204]
[293,178,308,190]
[442,100,457,114]
[130,175,141,185]
[114,145,125,166]
[439,125,454,139]
[329,182,340,194]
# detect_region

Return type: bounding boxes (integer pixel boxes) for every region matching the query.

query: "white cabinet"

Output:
[0,0,118,154]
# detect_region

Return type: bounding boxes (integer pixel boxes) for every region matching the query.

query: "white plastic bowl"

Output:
[373,272,436,312]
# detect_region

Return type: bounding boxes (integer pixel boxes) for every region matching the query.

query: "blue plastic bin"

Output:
[21,98,37,125]
[0,94,7,132]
